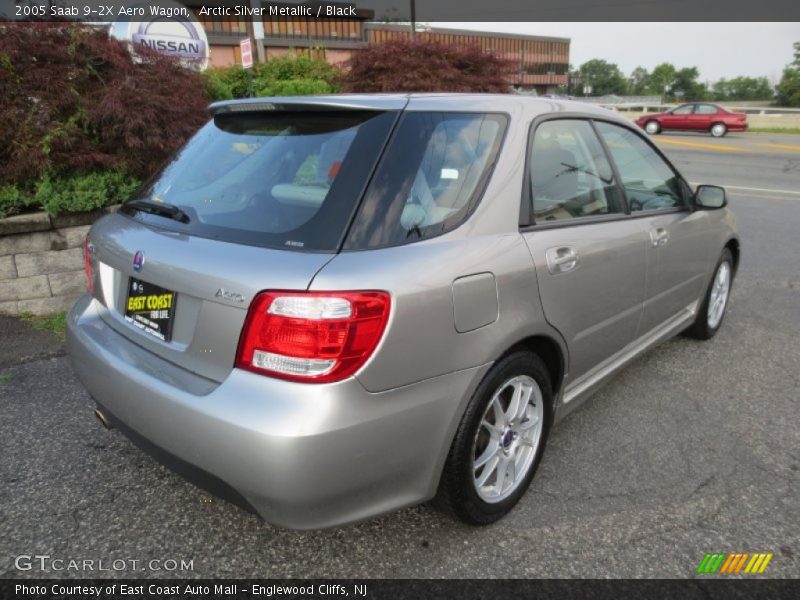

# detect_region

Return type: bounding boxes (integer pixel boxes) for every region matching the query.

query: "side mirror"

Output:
[694,185,727,209]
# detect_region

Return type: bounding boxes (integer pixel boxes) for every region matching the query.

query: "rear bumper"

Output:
[67,295,488,529]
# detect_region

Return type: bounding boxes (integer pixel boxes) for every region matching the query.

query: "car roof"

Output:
[208,93,623,121]
[679,101,721,107]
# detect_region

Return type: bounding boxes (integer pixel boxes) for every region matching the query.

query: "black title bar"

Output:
[2,579,800,600]
[3,0,799,22]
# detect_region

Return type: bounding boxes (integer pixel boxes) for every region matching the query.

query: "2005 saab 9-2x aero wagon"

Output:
[67,94,739,529]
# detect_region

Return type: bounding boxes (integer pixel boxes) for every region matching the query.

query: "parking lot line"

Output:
[656,138,744,152]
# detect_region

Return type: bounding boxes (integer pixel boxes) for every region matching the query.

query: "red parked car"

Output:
[636,103,748,137]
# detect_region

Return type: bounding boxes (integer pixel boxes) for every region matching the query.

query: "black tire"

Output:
[710,122,727,137]
[644,120,661,135]
[685,248,734,340]
[434,351,553,525]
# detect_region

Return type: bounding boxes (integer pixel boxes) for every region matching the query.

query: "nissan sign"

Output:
[109,1,209,70]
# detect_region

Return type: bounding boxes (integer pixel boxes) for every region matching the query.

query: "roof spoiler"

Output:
[208,96,409,115]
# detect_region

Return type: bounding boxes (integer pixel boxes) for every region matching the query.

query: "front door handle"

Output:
[546,246,579,274]
[650,228,670,247]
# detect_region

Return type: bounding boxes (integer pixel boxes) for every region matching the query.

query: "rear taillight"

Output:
[235,290,391,383]
[83,235,94,295]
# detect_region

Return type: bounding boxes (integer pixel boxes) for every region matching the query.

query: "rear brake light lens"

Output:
[83,235,94,295]
[235,291,391,383]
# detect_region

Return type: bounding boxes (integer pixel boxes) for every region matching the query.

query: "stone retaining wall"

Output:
[0,207,117,315]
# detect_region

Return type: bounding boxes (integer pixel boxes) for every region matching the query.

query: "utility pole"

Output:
[410,0,416,39]
[249,0,265,63]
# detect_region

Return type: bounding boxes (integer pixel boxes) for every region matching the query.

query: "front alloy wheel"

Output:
[707,260,731,330]
[685,248,734,340]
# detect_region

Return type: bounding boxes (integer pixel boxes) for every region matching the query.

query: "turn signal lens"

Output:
[235,291,391,383]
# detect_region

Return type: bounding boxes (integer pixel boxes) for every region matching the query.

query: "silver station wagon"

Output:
[68,94,739,529]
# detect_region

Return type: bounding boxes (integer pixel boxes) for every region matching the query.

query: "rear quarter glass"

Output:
[120,110,398,252]
[345,112,508,250]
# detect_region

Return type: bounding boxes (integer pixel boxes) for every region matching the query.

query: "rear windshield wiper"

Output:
[125,199,191,224]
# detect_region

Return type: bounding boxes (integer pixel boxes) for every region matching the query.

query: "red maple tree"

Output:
[0,23,209,185]
[339,38,515,94]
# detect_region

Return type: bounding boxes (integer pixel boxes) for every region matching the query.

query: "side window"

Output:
[695,104,718,115]
[529,119,624,223]
[595,122,685,212]
[673,105,694,115]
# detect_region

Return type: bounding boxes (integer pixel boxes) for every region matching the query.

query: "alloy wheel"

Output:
[472,375,544,503]
[707,261,731,329]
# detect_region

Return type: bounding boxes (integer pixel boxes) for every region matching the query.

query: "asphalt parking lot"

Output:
[1,132,798,579]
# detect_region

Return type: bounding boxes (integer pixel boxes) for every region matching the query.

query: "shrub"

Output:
[203,68,234,101]
[0,184,24,219]
[204,53,341,100]
[0,23,209,187]
[33,171,140,216]
[339,39,514,93]
[0,172,139,219]
[258,77,334,97]
[259,52,340,85]
[205,65,252,99]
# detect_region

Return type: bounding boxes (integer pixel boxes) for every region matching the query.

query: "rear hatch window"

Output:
[121,110,398,252]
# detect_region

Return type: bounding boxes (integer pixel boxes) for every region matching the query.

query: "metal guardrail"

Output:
[593,102,800,116]
[578,95,663,105]
[718,106,800,116]
[505,93,799,116]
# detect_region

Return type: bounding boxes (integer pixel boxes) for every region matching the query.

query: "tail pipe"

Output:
[94,408,113,430]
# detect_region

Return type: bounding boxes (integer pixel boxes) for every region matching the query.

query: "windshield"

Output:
[122,110,397,252]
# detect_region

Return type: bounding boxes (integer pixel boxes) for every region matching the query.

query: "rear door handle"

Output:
[546,246,579,274]
[650,228,670,247]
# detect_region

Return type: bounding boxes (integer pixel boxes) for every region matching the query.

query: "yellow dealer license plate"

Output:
[124,278,176,342]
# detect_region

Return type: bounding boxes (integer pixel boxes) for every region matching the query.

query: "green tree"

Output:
[712,76,774,101]
[628,66,651,95]
[574,59,627,96]
[776,42,800,107]
[648,63,677,97]
[671,67,706,101]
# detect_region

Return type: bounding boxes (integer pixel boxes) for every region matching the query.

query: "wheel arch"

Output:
[724,237,740,276]
[500,335,565,400]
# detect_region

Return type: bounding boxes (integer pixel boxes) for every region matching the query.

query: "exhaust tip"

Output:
[94,408,113,430]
